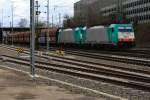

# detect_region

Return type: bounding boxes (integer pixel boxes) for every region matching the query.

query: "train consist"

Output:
[6,24,135,48]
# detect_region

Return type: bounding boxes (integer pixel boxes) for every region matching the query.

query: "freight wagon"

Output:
[38,28,58,46]
[7,28,59,46]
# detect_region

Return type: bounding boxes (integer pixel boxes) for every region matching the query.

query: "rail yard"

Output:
[0,44,150,100]
[0,24,149,100]
[1,0,150,100]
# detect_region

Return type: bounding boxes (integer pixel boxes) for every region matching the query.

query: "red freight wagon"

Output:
[22,32,29,43]
[13,33,17,43]
[49,28,57,44]
[40,28,58,44]
[49,28,57,36]
[18,32,21,43]
[16,33,19,43]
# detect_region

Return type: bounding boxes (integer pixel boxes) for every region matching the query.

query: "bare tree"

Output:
[36,21,47,28]
[63,15,75,28]
[18,18,28,27]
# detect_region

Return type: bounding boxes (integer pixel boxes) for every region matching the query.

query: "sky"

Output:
[0,0,80,27]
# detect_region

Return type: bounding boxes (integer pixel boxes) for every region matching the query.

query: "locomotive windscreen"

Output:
[118,27,133,32]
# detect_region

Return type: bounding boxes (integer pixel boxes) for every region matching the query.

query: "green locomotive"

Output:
[58,24,135,48]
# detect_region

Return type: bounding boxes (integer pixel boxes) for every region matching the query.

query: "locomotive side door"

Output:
[108,27,118,45]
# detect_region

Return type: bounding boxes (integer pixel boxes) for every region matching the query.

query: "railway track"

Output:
[91,49,150,59]
[3,44,150,59]
[1,45,150,92]
[1,44,150,75]
[49,47,150,59]
[1,44,150,76]
[56,49,150,67]
[39,46,150,63]
[1,55,150,92]
[46,47,150,66]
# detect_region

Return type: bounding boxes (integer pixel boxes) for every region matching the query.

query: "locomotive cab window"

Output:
[118,28,133,32]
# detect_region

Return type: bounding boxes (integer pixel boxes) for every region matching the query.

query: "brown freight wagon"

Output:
[39,28,58,45]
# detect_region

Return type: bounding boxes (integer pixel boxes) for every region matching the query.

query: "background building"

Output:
[74,0,150,25]
[74,0,98,26]
[101,0,150,24]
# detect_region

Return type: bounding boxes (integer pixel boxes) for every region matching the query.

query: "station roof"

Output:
[0,27,58,32]
[0,27,30,32]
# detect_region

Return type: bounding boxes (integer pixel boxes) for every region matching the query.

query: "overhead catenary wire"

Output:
[1,0,77,27]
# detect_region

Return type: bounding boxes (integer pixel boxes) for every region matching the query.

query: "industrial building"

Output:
[74,0,150,24]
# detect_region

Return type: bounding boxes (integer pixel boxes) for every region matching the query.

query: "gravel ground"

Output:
[0,46,19,57]
[1,61,150,100]
[0,67,106,100]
